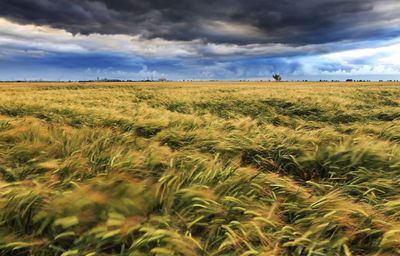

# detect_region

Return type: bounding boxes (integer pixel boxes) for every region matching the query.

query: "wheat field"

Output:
[1,81,400,255]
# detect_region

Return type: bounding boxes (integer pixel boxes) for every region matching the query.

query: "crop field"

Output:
[1,81,400,255]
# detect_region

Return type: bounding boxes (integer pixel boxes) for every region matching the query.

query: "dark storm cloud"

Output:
[0,0,399,45]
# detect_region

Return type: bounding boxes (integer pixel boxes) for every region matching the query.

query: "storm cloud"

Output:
[1,0,399,45]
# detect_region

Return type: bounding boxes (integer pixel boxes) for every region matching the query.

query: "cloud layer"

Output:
[1,0,399,45]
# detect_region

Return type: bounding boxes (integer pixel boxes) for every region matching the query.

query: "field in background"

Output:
[1,81,400,255]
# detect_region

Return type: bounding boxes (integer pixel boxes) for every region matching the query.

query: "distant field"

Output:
[1,81,400,255]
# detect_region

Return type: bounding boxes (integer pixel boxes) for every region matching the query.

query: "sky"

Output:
[0,0,400,81]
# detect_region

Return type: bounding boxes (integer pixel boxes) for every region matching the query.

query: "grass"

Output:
[0,81,400,255]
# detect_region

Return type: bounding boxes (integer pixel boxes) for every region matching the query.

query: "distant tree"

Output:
[272,74,282,82]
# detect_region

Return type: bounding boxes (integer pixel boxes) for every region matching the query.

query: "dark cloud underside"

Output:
[1,0,399,45]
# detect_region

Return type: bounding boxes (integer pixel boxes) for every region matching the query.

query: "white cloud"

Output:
[324,41,400,63]
[315,39,400,75]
